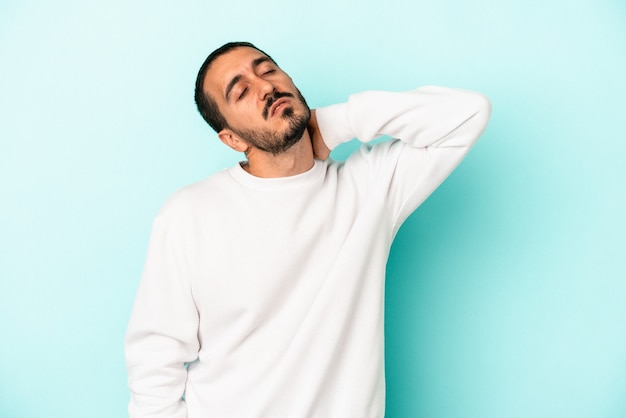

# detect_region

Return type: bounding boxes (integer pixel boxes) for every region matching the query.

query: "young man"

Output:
[125,41,491,418]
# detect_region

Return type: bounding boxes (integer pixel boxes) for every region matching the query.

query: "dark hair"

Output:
[194,41,276,132]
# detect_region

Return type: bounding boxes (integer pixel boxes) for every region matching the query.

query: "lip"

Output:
[270,97,291,117]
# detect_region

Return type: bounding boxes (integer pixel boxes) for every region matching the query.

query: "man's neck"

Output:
[242,132,315,178]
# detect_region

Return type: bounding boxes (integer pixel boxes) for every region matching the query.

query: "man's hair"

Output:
[194,41,276,133]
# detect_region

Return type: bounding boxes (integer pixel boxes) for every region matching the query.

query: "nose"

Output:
[255,76,275,101]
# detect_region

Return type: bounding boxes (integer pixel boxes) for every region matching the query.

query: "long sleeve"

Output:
[315,85,491,232]
[125,211,200,418]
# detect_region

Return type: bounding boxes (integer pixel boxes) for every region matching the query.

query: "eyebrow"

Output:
[224,75,242,102]
[224,56,274,102]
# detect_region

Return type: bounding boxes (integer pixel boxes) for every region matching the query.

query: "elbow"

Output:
[477,92,492,119]
[479,90,491,108]
[470,92,492,133]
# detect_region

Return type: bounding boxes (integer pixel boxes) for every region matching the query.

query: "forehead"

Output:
[202,47,271,97]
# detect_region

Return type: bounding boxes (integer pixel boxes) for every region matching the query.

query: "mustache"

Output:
[263,91,295,120]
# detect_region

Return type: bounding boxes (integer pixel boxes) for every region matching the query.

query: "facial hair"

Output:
[231,89,311,156]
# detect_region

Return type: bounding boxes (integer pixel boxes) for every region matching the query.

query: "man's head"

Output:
[195,42,310,155]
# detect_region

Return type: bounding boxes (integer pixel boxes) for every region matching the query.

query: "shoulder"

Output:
[330,139,408,188]
[343,139,406,169]
[156,168,235,220]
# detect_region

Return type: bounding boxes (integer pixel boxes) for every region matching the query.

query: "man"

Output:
[125,41,491,418]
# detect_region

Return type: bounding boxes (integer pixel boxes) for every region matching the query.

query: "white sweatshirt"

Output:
[125,86,491,418]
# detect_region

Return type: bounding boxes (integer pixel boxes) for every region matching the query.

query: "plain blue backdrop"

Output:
[1,0,625,417]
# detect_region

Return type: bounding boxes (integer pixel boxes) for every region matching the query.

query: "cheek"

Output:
[225,103,262,125]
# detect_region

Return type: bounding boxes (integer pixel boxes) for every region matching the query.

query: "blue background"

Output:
[1,0,625,417]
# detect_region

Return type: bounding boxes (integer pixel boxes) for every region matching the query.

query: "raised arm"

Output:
[314,86,491,231]
[315,86,490,151]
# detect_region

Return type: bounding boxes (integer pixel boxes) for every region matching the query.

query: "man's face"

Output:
[203,47,310,155]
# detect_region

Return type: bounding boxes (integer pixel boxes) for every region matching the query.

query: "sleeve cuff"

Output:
[314,102,354,151]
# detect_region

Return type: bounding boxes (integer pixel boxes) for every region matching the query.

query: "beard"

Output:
[230,90,311,156]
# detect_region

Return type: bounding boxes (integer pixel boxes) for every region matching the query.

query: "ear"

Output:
[218,129,249,153]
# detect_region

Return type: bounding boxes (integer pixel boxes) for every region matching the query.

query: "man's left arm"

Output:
[312,86,492,230]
